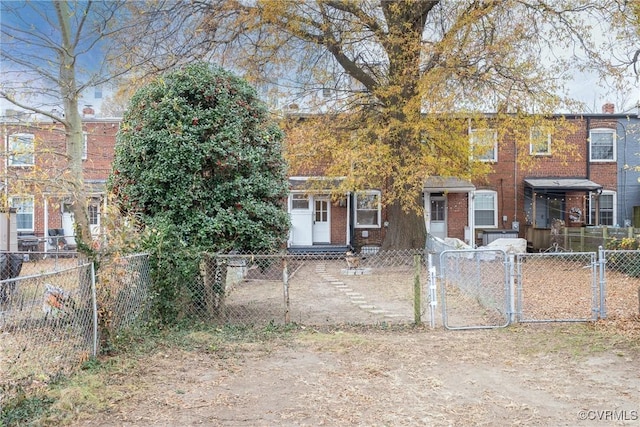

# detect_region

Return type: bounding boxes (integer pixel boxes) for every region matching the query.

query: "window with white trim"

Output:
[470,128,497,162]
[8,133,35,166]
[474,190,498,227]
[589,128,616,161]
[11,196,34,231]
[355,191,381,228]
[291,194,309,210]
[530,126,551,155]
[88,203,99,226]
[82,132,88,160]
[590,191,616,226]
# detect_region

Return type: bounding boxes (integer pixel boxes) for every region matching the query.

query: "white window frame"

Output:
[82,132,88,160]
[589,128,616,162]
[88,202,100,226]
[470,128,498,162]
[11,195,35,231]
[290,193,310,210]
[8,133,35,166]
[354,190,381,228]
[589,191,616,226]
[474,190,498,228]
[529,126,551,156]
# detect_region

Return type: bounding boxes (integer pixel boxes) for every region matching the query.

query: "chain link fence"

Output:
[1,253,151,407]
[432,245,640,329]
[600,249,640,319]
[516,252,599,323]
[439,249,511,330]
[195,250,428,327]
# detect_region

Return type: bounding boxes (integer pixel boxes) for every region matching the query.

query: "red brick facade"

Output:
[0,112,629,252]
[0,119,119,248]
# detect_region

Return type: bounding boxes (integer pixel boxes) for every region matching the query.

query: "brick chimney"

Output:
[602,102,614,114]
[82,105,95,118]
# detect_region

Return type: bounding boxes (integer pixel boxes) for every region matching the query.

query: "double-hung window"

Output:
[474,190,497,227]
[589,128,616,161]
[8,133,35,166]
[354,191,381,228]
[11,196,34,231]
[88,203,100,226]
[590,191,615,226]
[530,126,551,156]
[470,128,497,162]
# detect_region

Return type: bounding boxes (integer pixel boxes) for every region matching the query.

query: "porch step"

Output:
[287,245,349,255]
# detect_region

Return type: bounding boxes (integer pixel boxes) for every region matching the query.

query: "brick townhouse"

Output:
[1,104,638,254]
[0,113,118,252]
[427,104,639,250]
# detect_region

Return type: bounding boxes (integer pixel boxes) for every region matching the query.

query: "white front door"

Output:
[289,194,313,246]
[430,196,447,239]
[312,197,331,244]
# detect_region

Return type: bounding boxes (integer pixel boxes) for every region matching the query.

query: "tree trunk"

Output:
[381,197,426,250]
[56,0,91,258]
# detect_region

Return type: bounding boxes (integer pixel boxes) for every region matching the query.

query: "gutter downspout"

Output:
[468,191,475,247]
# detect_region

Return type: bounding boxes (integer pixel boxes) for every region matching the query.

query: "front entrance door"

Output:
[430,196,447,239]
[312,197,330,244]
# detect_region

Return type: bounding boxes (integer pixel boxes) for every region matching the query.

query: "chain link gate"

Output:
[439,249,512,330]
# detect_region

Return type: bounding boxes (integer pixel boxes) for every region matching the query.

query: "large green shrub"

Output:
[108,63,290,323]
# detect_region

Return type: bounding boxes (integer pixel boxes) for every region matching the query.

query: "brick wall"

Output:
[0,119,118,241]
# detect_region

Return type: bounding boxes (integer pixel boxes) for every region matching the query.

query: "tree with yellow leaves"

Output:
[119,0,636,249]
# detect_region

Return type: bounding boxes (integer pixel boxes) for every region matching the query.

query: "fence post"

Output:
[509,254,516,324]
[413,253,421,325]
[91,262,98,357]
[201,254,214,319]
[598,246,607,319]
[427,252,437,328]
[282,257,290,324]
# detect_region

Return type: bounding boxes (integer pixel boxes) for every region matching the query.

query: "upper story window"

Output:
[530,126,551,156]
[8,133,35,166]
[470,128,497,162]
[355,191,381,228]
[11,196,34,231]
[589,128,616,162]
[474,190,498,228]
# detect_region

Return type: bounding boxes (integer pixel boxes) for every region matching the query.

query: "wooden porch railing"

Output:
[525,225,638,252]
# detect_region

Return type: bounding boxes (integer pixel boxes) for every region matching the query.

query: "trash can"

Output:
[0,252,23,304]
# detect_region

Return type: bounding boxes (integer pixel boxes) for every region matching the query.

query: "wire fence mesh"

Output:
[1,253,151,407]
[516,252,598,322]
[439,249,511,330]
[430,245,640,329]
[600,249,640,319]
[195,250,429,327]
[1,263,95,397]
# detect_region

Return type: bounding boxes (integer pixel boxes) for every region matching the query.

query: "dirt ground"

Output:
[69,323,640,427]
[6,254,640,426]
